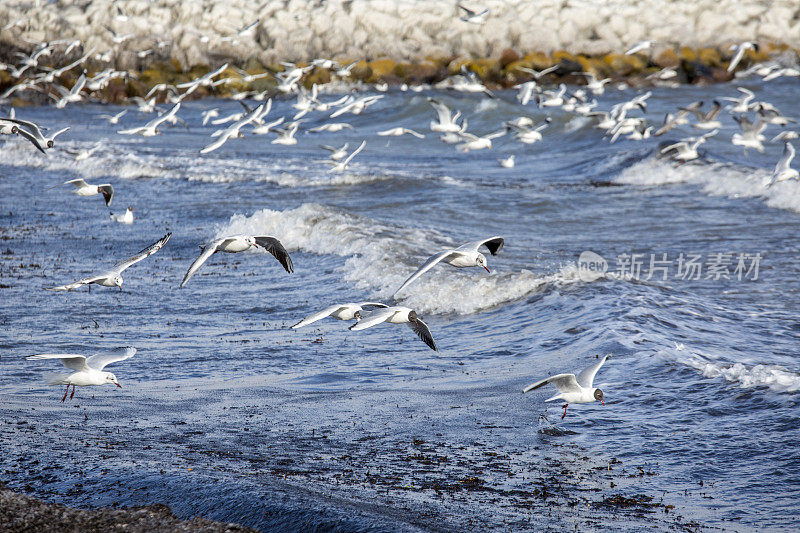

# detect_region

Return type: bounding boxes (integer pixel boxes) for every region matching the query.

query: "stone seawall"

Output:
[1,0,799,68]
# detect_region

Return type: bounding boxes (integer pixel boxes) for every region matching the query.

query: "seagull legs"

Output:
[61,384,70,402]
[561,404,568,419]
[69,384,76,400]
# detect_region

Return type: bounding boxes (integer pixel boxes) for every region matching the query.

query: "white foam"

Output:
[616,157,800,214]
[219,203,585,315]
[667,343,800,393]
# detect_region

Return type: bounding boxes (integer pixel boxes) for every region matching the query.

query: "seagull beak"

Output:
[483,266,490,273]
[115,382,122,388]
[601,399,605,406]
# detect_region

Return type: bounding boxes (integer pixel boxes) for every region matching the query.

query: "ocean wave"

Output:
[219,203,585,315]
[615,156,800,213]
[672,343,800,393]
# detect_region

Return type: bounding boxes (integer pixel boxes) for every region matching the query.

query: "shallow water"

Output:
[2,79,799,531]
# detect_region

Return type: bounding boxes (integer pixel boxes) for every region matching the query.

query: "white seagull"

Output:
[320,143,349,161]
[328,140,366,172]
[291,302,388,328]
[523,355,609,419]
[498,155,515,168]
[766,142,798,187]
[27,347,136,402]
[349,306,437,351]
[46,233,171,292]
[63,178,114,206]
[458,3,489,24]
[180,234,293,288]
[625,40,654,56]
[727,42,759,73]
[118,102,181,136]
[110,206,134,224]
[99,109,128,124]
[8,118,70,154]
[378,127,425,138]
[393,236,504,296]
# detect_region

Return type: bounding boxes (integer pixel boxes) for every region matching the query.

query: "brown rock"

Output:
[499,48,521,68]
[653,49,680,68]
[522,52,553,70]
[368,58,396,79]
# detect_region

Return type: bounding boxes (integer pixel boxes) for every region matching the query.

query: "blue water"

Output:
[2,79,799,531]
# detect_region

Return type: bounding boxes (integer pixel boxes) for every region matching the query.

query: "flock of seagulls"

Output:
[7,31,797,418]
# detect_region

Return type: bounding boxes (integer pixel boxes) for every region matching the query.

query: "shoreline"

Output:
[0,42,796,107]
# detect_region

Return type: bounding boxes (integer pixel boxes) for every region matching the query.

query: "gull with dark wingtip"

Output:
[393,236,504,296]
[523,355,610,419]
[349,306,437,351]
[180,234,293,288]
[291,302,388,329]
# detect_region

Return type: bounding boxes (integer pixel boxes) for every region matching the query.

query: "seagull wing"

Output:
[349,307,398,331]
[408,317,437,351]
[114,232,171,272]
[45,275,105,291]
[97,184,114,206]
[456,236,504,255]
[48,127,71,141]
[342,140,366,166]
[291,305,347,328]
[200,132,232,153]
[6,118,44,139]
[180,238,223,288]
[253,236,293,273]
[15,127,47,154]
[393,250,458,296]
[523,373,581,394]
[776,142,795,172]
[356,302,389,309]
[576,354,610,388]
[65,178,89,188]
[86,347,136,370]
[26,353,88,371]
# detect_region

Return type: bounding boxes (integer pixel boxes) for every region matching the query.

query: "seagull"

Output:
[200,103,265,153]
[756,103,796,126]
[498,155,515,168]
[62,179,114,206]
[771,131,798,143]
[517,65,559,81]
[659,130,718,162]
[328,140,366,172]
[732,115,766,152]
[428,98,463,133]
[291,302,388,328]
[271,122,300,145]
[377,127,425,138]
[456,130,505,152]
[393,236,504,296]
[98,109,127,124]
[176,63,229,96]
[321,142,349,161]
[26,347,136,402]
[251,116,284,135]
[7,118,69,154]
[523,355,609,419]
[308,122,354,133]
[349,306,437,351]
[681,100,722,130]
[720,87,755,114]
[180,234,293,288]
[46,233,171,292]
[728,42,759,72]
[766,142,798,187]
[53,72,86,108]
[201,108,220,125]
[110,206,134,224]
[625,40,654,55]
[458,3,489,24]
[118,102,181,136]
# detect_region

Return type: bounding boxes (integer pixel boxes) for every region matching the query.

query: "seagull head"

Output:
[46,140,54,148]
[354,311,363,320]
[245,235,258,248]
[476,253,490,273]
[105,372,121,388]
[10,125,18,134]
[408,310,419,322]
[594,388,604,405]
[113,275,123,289]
